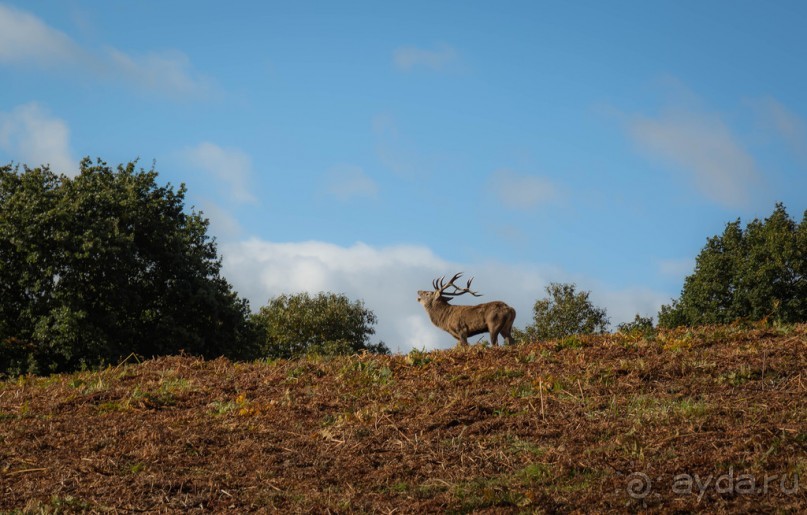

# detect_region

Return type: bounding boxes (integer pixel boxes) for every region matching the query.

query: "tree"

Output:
[0,158,257,376]
[523,283,609,340]
[659,203,807,328]
[252,292,388,359]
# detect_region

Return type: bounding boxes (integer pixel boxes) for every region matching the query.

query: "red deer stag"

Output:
[417,272,516,346]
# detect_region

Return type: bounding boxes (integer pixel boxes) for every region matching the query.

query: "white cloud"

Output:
[751,96,807,160]
[489,169,558,210]
[324,165,379,201]
[182,142,257,204]
[627,109,760,208]
[393,44,458,72]
[103,47,214,98]
[220,238,670,353]
[0,4,212,97]
[0,3,82,66]
[0,102,76,173]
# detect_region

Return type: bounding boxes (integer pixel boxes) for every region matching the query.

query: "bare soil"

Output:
[1,325,806,513]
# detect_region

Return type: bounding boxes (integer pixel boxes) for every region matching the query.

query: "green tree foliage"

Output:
[523,282,609,340]
[0,158,256,376]
[617,314,656,337]
[252,292,389,359]
[659,203,807,328]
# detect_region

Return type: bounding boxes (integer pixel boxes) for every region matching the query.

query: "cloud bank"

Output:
[220,239,669,353]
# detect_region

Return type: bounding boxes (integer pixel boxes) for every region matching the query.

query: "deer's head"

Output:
[417,272,481,308]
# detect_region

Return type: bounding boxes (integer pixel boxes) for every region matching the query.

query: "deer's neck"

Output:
[427,300,454,324]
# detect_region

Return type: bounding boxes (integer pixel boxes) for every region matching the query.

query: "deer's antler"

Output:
[434,272,482,297]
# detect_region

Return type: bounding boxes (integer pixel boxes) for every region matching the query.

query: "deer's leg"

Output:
[503,311,515,345]
[503,330,513,345]
[489,328,500,346]
[450,329,466,346]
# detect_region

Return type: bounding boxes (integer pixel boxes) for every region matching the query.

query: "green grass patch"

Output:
[339,360,393,387]
[625,394,710,422]
[555,335,585,350]
[129,374,192,409]
[405,348,432,367]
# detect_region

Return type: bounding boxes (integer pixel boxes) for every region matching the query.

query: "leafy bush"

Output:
[0,158,256,376]
[252,292,388,359]
[617,314,656,337]
[659,203,807,328]
[522,283,609,341]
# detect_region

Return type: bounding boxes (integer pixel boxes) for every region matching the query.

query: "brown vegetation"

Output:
[1,324,806,513]
[417,272,516,346]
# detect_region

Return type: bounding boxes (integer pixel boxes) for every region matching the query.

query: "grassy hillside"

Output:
[1,325,805,513]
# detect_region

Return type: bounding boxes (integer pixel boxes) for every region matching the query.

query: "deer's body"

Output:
[418,273,516,346]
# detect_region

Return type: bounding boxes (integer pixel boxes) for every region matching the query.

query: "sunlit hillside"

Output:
[2,325,805,512]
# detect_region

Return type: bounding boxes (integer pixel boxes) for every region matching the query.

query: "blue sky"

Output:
[2,1,806,351]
